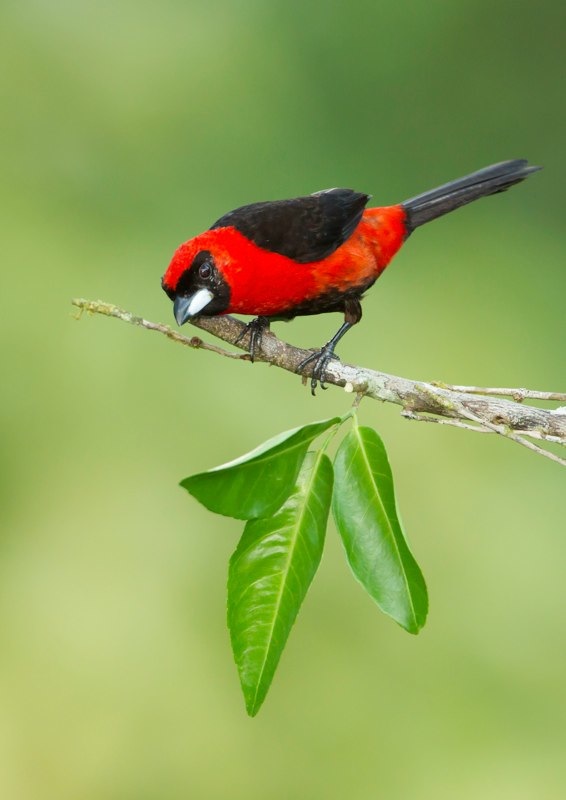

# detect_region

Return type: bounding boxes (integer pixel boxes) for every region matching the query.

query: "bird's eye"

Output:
[199,262,212,280]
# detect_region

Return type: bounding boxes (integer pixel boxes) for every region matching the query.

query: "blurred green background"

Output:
[1,1,565,797]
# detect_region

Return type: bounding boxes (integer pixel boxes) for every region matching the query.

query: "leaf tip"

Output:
[243,688,265,717]
[403,607,428,635]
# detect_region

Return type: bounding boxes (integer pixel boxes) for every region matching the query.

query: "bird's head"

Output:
[161,234,231,326]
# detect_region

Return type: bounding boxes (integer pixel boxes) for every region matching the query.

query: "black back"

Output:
[210,188,369,263]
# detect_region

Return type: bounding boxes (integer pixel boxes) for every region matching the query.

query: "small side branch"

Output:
[72,298,566,467]
[432,383,566,403]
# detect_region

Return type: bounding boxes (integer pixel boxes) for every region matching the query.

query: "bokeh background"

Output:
[1,1,565,798]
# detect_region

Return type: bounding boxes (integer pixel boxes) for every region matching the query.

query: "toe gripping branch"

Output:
[235,316,271,362]
[297,297,362,395]
[236,298,361,395]
[297,320,353,396]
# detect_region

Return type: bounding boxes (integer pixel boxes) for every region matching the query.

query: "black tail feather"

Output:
[402,159,541,233]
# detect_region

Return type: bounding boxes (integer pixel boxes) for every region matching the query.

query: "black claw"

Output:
[235,316,270,362]
[297,344,340,395]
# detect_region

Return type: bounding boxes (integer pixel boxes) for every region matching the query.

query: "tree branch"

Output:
[72,298,566,467]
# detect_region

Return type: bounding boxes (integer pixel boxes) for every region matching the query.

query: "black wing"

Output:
[210,188,370,263]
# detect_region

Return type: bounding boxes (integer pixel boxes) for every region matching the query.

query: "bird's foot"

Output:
[234,316,270,362]
[297,343,340,396]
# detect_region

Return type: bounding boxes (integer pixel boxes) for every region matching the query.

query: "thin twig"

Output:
[73,300,245,360]
[433,382,566,403]
[401,409,493,434]
[72,298,566,467]
[402,410,565,444]
[454,404,566,468]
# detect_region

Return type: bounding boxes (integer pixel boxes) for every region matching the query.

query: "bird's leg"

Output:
[234,316,270,362]
[297,298,362,395]
[297,322,352,394]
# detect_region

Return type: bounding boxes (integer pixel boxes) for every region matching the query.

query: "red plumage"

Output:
[164,205,407,318]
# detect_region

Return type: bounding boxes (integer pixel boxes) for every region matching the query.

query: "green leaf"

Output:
[180,417,339,520]
[332,425,428,633]
[228,450,333,716]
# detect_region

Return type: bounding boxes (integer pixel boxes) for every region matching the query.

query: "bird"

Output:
[161,159,540,393]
